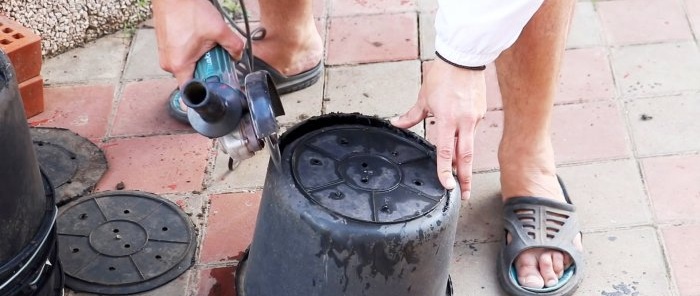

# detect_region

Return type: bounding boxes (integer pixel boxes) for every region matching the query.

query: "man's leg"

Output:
[253,0,323,76]
[495,0,580,289]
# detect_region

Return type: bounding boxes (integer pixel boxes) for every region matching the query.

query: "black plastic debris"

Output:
[30,127,108,205]
[57,191,196,295]
[236,113,460,296]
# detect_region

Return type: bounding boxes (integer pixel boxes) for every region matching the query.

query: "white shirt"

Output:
[435,0,545,67]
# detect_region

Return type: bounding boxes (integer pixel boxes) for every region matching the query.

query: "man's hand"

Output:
[153,0,244,86]
[391,59,487,200]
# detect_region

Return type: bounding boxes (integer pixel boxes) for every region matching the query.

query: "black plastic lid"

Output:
[291,124,445,223]
[57,191,195,295]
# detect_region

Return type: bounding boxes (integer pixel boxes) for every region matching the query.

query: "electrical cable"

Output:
[210,0,257,73]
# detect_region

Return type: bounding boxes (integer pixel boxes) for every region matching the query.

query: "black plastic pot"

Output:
[236,114,460,296]
[0,51,63,295]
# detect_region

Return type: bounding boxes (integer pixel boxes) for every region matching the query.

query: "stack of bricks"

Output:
[0,15,44,118]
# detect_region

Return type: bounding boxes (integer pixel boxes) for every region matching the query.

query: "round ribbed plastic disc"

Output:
[57,191,195,295]
[291,125,445,223]
[31,127,107,205]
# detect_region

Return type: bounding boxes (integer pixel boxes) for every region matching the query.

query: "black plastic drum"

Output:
[236,114,460,296]
[0,50,63,295]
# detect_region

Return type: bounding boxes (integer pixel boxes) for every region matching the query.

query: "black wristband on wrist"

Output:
[435,51,486,71]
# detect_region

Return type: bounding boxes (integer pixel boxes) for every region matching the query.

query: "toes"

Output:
[552,251,565,278]
[515,251,545,289]
[538,252,559,287]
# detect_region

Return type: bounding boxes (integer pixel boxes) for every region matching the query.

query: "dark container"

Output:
[0,50,63,295]
[236,114,460,296]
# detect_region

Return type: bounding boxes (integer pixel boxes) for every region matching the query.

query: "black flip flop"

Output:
[168,89,189,125]
[497,177,585,296]
[236,53,324,95]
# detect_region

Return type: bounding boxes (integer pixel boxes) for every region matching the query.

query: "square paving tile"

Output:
[557,47,615,103]
[612,42,700,97]
[557,159,652,231]
[330,0,415,16]
[111,78,192,137]
[687,0,700,39]
[277,72,324,127]
[471,110,503,171]
[419,11,436,60]
[452,227,673,295]
[325,60,421,118]
[550,101,631,164]
[566,1,603,49]
[625,95,700,156]
[484,64,503,110]
[454,171,503,244]
[597,0,693,46]
[642,154,700,223]
[123,29,172,80]
[576,227,673,295]
[197,266,237,296]
[95,134,212,194]
[416,0,437,12]
[326,13,418,65]
[470,101,630,171]
[42,35,129,84]
[200,192,261,264]
[449,241,503,295]
[28,84,115,140]
[662,224,700,296]
[206,147,270,192]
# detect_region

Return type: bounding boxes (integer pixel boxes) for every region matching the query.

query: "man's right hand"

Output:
[153,0,244,86]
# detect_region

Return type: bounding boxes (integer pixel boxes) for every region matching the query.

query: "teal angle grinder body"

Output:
[181,45,285,169]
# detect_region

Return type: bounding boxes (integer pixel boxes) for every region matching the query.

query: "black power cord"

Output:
[210,0,257,73]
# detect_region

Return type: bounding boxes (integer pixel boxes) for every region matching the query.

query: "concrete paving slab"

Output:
[576,227,673,295]
[206,147,270,192]
[612,42,700,97]
[625,95,700,156]
[324,60,421,118]
[567,1,604,49]
[277,71,325,127]
[123,29,172,80]
[42,35,129,84]
[558,159,653,231]
[419,11,436,61]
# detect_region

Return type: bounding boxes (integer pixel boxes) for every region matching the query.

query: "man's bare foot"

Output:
[501,169,584,289]
[247,24,323,77]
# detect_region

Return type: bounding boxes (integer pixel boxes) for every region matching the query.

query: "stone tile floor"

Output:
[27,0,700,295]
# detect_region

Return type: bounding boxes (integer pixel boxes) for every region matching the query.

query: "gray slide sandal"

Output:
[497,179,585,296]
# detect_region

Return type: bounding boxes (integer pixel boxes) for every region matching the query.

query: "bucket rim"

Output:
[0,169,58,290]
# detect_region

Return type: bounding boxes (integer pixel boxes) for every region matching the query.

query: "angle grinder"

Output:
[181,45,285,170]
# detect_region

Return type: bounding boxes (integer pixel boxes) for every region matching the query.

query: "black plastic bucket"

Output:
[0,50,64,296]
[236,114,460,296]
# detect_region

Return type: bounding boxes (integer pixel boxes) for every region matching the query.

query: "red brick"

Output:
[0,16,41,83]
[18,75,44,118]
[200,192,261,264]
[198,266,237,296]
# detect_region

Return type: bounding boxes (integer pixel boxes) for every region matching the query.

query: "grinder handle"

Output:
[194,45,240,88]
